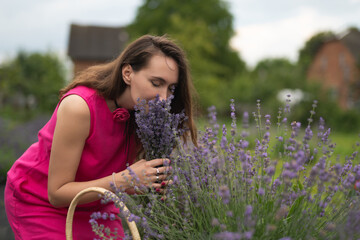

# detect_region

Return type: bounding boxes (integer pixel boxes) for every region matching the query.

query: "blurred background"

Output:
[0,0,359,238]
[1,0,360,176]
[1,0,360,179]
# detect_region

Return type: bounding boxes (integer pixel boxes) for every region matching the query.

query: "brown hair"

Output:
[60,34,197,145]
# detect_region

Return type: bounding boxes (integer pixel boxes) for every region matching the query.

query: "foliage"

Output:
[127,0,246,111]
[289,82,360,133]
[0,116,48,183]
[127,1,359,127]
[0,51,66,120]
[92,98,360,240]
[0,51,64,182]
[252,58,304,91]
[297,31,336,75]
[244,58,304,110]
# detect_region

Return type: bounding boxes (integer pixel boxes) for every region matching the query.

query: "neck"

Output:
[114,99,120,108]
[116,87,134,110]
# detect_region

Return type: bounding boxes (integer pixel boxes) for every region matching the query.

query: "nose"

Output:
[158,89,169,101]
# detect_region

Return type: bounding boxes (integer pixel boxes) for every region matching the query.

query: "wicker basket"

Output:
[66,187,141,240]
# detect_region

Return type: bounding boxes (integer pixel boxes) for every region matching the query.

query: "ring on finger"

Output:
[156,168,160,175]
[156,175,159,181]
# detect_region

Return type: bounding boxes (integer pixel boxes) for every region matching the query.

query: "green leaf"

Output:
[288,195,305,217]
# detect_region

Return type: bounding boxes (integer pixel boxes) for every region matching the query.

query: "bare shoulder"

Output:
[57,94,90,121]
[56,94,90,140]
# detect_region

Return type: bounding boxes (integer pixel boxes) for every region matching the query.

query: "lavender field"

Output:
[89,99,360,240]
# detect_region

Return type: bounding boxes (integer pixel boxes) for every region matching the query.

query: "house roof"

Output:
[67,24,129,61]
[340,29,360,62]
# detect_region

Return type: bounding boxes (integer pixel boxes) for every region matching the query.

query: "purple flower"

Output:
[258,187,265,196]
[89,218,97,224]
[243,112,249,129]
[230,99,237,137]
[128,213,141,223]
[211,218,220,226]
[303,126,313,141]
[218,185,231,204]
[321,128,331,144]
[102,212,108,220]
[265,166,275,176]
[109,213,116,221]
[134,95,187,160]
[245,205,253,217]
[244,231,254,239]
[282,170,297,179]
[213,231,242,240]
[98,96,360,239]
[226,211,233,217]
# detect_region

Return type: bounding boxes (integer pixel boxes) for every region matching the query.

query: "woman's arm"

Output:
[47,95,170,208]
[48,94,117,207]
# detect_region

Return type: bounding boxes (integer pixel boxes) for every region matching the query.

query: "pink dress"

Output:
[5,86,137,240]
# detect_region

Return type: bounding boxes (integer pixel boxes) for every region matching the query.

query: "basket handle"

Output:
[65,187,141,240]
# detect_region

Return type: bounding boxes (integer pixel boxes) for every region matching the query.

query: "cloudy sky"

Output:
[1,0,359,67]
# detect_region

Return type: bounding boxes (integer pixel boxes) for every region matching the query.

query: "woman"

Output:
[5,35,197,239]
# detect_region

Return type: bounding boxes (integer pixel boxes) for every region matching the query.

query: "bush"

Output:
[91,98,360,240]
[0,116,48,183]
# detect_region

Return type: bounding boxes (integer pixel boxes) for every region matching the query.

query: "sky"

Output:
[0,0,359,68]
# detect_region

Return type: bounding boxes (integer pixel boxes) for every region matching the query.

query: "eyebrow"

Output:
[151,76,177,84]
[151,76,166,83]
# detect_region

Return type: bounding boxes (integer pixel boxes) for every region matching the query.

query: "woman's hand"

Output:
[118,158,172,194]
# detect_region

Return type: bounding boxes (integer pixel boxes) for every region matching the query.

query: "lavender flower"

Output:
[95,97,360,240]
[218,185,231,204]
[213,231,242,240]
[134,95,187,160]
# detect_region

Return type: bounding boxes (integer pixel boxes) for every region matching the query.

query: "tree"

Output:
[0,51,66,119]
[251,58,303,97]
[298,31,336,75]
[127,0,246,111]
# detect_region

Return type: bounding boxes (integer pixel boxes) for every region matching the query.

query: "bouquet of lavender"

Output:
[134,95,188,161]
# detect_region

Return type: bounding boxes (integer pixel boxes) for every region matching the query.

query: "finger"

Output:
[153,174,167,183]
[151,186,166,194]
[151,167,161,176]
[151,184,162,190]
[162,158,171,166]
[153,166,170,176]
[160,180,171,188]
[151,180,172,192]
[148,158,170,167]
[158,166,172,175]
[161,180,173,186]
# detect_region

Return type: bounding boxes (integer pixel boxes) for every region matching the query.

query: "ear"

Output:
[122,64,133,85]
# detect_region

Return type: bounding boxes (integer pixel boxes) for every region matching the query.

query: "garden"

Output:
[88,96,360,240]
[1,1,360,239]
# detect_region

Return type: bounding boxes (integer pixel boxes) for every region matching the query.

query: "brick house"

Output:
[307,29,360,109]
[67,24,129,75]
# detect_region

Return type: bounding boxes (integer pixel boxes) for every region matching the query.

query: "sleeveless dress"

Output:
[5,86,137,240]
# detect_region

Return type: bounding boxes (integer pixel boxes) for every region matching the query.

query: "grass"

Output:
[330,132,360,160]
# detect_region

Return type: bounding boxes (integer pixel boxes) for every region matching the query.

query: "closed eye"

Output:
[150,77,165,87]
[151,80,161,87]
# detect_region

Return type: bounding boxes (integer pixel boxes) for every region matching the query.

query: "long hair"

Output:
[60,34,197,145]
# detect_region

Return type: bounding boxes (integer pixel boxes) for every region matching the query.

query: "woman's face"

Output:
[121,54,179,109]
